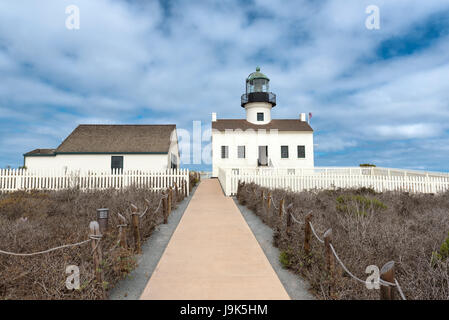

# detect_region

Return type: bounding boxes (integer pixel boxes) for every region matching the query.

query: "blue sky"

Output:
[1,0,449,172]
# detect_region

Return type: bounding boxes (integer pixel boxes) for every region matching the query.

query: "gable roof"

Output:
[212,119,313,132]
[55,124,177,154]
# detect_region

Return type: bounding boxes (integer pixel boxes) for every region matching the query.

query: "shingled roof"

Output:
[54,124,177,154]
[212,119,313,132]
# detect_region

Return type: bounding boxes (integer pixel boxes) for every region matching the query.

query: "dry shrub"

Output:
[0,186,183,300]
[237,182,449,300]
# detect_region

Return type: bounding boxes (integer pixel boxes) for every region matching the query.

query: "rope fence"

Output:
[240,181,407,300]
[0,238,92,257]
[0,180,191,298]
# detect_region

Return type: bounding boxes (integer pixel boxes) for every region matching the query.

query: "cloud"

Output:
[369,123,445,139]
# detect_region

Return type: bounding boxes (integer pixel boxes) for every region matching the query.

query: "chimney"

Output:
[300,113,306,122]
[212,112,217,122]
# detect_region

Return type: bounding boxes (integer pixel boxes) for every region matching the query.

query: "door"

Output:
[258,146,268,166]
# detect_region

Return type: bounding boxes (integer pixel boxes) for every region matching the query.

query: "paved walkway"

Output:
[140,179,290,300]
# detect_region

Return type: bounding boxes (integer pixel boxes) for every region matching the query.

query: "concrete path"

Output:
[109,184,198,300]
[140,179,290,300]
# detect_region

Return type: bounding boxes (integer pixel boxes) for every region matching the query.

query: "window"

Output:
[221,146,229,159]
[238,146,246,159]
[111,156,123,172]
[257,112,264,121]
[281,146,289,159]
[297,145,306,158]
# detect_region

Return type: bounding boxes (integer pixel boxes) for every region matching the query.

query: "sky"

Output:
[0,0,449,172]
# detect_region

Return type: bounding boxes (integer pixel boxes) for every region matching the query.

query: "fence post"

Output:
[130,204,141,254]
[117,212,128,249]
[182,179,187,198]
[162,191,168,224]
[278,199,284,218]
[324,228,335,298]
[174,182,179,201]
[89,221,104,285]
[96,208,109,234]
[286,206,292,237]
[168,188,172,216]
[380,261,395,300]
[304,212,312,255]
[267,192,271,210]
[261,190,265,210]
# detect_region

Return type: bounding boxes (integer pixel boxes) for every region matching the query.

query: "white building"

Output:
[212,67,314,177]
[24,124,180,172]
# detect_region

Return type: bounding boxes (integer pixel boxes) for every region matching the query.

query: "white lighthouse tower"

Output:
[211,67,314,177]
[241,66,276,125]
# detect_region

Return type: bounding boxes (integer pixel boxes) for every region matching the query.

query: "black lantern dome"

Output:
[241,67,276,107]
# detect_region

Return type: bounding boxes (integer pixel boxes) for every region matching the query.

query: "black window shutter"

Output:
[221,146,228,159]
[111,156,124,171]
[281,146,289,158]
[297,146,305,158]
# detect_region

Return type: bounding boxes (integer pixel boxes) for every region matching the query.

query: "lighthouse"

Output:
[211,67,314,177]
[241,67,276,125]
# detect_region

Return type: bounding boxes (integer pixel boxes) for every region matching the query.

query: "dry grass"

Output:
[237,182,449,300]
[0,180,196,300]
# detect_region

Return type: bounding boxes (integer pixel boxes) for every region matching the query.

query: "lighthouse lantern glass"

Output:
[247,78,269,94]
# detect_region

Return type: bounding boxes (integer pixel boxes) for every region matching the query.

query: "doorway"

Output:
[258,146,268,166]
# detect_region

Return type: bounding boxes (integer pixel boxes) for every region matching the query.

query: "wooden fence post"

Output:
[267,192,271,210]
[279,199,284,218]
[89,221,104,284]
[286,207,292,236]
[261,190,265,208]
[117,213,128,249]
[380,261,395,300]
[182,179,187,198]
[162,191,168,224]
[304,212,312,255]
[168,188,172,216]
[324,228,335,298]
[130,204,141,254]
[174,182,179,201]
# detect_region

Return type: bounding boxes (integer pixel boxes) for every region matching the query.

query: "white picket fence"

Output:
[0,168,190,194]
[218,167,449,196]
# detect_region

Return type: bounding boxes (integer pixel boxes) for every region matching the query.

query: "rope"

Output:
[309,221,325,243]
[395,279,407,300]
[379,278,406,299]
[330,244,406,300]
[329,243,368,284]
[244,185,407,300]
[289,212,303,225]
[140,195,166,218]
[0,238,91,257]
[89,234,102,254]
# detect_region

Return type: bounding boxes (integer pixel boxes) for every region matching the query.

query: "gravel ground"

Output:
[108,185,198,300]
[234,198,315,300]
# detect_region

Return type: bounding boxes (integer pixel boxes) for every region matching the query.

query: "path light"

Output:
[97,208,109,234]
